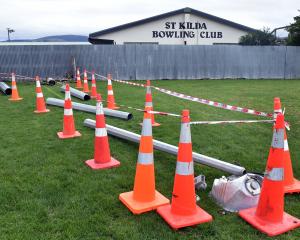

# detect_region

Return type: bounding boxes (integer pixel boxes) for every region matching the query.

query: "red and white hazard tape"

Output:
[92,72,274,119]
[190,119,274,125]
[151,86,273,118]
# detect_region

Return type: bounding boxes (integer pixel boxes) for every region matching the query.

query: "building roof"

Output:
[89,7,257,38]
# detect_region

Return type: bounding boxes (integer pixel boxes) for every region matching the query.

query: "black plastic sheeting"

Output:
[0,45,299,80]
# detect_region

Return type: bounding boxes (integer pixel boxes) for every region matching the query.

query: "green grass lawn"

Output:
[0,79,299,240]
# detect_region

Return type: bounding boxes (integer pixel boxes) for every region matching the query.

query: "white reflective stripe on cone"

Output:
[12,85,16,89]
[95,128,107,137]
[107,90,113,95]
[179,123,191,143]
[36,81,41,87]
[271,129,284,149]
[37,92,43,98]
[92,84,96,87]
[176,161,194,175]
[141,119,152,136]
[96,102,104,115]
[108,79,112,85]
[284,139,289,151]
[146,86,151,94]
[65,92,71,100]
[84,80,88,83]
[64,109,73,116]
[145,102,153,107]
[138,152,153,165]
[265,168,284,181]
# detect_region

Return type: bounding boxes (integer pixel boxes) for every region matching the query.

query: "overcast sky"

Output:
[0,0,298,40]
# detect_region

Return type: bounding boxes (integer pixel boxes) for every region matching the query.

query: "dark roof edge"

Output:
[89,7,257,38]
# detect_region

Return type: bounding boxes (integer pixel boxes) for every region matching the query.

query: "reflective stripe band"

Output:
[84,80,87,83]
[95,128,107,137]
[271,129,284,149]
[141,119,152,136]
[145,102,153,107]
[64,109,73,116]
[138,152,153,165]
[180,123,191,143]
[36,81,41,87]
[146,86,151,94]
[65,92,71,100]
[37,92,43,98]
[12,85,16,89]
[108,80,112,85]
[176,161,194,175]
[92,84,96,87]
[96,103,104,115]
[108,90,113,95]
[284,139,289,151]
[265,168,284,181]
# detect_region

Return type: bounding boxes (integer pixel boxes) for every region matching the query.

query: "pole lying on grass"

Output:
[60,85,90,101]
[0,82,12,95]
[83,119,246,176]
[46,98,133,121]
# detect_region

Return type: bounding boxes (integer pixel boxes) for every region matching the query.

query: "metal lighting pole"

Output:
[7,28,15,41]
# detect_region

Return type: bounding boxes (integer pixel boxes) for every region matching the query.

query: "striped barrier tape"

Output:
[90,71,291,129]
[0,71,290,129]
[92,72,273,118]
[151,86,273,118]
[190,119,275,125]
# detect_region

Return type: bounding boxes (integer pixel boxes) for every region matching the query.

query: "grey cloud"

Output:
[0,0,298,40]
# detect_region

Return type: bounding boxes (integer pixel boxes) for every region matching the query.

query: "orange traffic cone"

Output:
[85,94,120,169]
[106,74,119,109]
[76,68,82,89]
[57,84,81,139]
[83,69,90,93]
[119,106,169,214]
[34,76,49,113]
[157,110,212,229]
[274,97,300,194]
[239,113,300,236]
[90,72,97,99]
[140,80,160,127]
[8,73,22,101]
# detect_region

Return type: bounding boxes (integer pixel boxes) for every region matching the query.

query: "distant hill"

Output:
[35,35,88,42]
[3,35,88,42]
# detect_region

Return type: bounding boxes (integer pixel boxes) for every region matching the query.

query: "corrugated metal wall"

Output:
[0,44,299,80]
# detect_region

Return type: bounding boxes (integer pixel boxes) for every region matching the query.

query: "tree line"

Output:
[239,12,300,46]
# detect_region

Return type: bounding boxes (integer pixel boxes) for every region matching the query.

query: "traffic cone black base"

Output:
[157,204,212,230]
[119,190,169,215]
[239,207,300,236]
[85,157,120,170]
[57,131,81,139]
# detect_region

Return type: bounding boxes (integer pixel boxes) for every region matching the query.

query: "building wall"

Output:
[94,13,249,45]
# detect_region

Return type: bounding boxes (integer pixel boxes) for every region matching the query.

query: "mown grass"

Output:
[0,79,299,240]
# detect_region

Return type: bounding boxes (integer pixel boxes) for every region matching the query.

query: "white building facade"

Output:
[89,7,256,45]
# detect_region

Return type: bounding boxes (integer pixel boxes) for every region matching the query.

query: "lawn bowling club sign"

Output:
[89,8,254,45]
[152,22,223,39]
